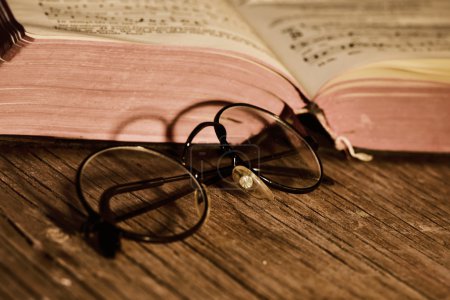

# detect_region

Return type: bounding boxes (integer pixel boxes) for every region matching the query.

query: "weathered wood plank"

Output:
[0,140,448,299]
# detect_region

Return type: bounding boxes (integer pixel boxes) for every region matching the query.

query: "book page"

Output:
[7,0,287,73]
[233,0,450,97]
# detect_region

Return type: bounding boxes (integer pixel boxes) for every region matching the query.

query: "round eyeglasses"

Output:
[76,103,323,257]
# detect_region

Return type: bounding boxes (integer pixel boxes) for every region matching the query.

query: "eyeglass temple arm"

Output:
[229,148,320,180]
[252,166,317,178]
[98,164,235,224]
[99,174,191,222]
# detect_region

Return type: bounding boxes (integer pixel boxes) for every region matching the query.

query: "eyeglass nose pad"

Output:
[232,165,274,201]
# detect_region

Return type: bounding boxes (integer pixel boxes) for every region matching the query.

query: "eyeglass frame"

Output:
[75,102,323,256]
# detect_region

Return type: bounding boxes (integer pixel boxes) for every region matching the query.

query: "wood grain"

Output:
[0,139,448,300]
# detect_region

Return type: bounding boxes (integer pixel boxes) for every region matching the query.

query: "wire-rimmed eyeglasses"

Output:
[76,103,323,257]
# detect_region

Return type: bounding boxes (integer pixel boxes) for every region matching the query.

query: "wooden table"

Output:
[0,139,448,299]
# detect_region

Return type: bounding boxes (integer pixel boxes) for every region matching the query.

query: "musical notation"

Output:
[282,22,450,67]
[36,0,250,37]
[259,0,450,68]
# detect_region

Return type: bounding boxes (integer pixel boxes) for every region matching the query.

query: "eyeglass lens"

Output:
[216,105,322,190]
[78,147,207,241]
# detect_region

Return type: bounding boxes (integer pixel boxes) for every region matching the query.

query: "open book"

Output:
[1,0,449,152]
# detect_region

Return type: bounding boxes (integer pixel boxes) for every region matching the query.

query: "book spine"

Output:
[0,0,29,61]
